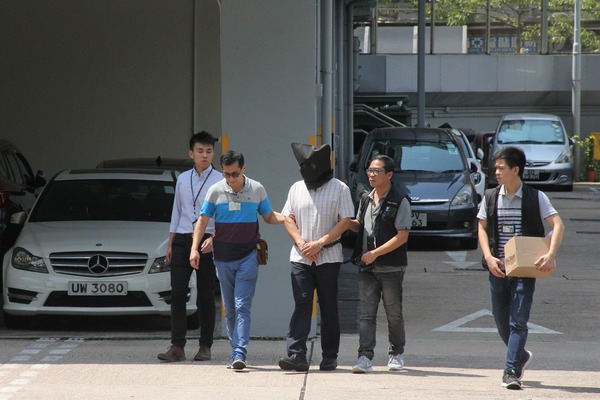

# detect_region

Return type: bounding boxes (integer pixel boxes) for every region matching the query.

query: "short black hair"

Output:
[370,154,395,173]
[189,131,217,150]
[493,146,526,179]
[220,150,245,168]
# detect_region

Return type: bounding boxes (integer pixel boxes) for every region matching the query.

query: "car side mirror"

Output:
[10,211,27,226]
[476,148,484,160]
[34,170,46,188]
[470,161,478,173]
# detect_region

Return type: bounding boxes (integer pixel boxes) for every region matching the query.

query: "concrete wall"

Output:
[0,0,197,177]
[220,0,317,337]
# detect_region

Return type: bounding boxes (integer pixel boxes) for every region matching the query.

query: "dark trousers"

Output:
[170,233,216,348]
[286,261,341,359]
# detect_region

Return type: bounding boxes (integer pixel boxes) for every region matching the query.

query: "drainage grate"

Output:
[576,231,600,234]
[571,218,600,222]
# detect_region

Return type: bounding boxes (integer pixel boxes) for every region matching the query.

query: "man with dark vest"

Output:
[348,154,412,373]
[478,146,564,390]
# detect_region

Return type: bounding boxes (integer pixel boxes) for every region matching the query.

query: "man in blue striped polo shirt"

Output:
[190,150,284,370]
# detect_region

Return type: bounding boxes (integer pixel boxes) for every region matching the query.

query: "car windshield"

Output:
[497,119,565,144]
[29,179,175,222]
[365,139,465,173]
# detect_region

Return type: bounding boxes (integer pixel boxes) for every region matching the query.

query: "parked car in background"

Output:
[96,156,194,172]
[2,169,198,328]
[486,113,574,191]
[349,127,479,249]
[0,140,46,262]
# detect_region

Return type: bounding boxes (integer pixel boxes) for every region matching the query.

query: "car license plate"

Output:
[411,212,427,227]
[68,281,128,296]
[523,169,539,180]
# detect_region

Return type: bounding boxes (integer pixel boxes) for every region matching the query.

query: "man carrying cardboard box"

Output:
[478,146,564,390]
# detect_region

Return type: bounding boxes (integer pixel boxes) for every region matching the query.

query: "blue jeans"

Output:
[358,270,406,360]
[215,250,259,359]
[489,273,535,372]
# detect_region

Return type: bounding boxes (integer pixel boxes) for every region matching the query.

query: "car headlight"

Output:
[451,184,475,206]
[11,247,48,273]
[149,256,170,274]
[554,148,571,164]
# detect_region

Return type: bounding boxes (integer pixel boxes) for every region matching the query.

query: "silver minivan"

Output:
[486,113,573,191]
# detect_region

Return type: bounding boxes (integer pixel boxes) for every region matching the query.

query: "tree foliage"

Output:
[379,0,600,52]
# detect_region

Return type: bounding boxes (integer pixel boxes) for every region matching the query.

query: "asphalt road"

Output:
[0,183,598,399]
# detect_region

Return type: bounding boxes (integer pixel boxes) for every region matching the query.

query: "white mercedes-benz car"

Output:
[2,169,197,328]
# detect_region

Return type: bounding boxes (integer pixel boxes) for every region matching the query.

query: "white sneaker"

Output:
[388,354,404,371]
[352,355,373,373]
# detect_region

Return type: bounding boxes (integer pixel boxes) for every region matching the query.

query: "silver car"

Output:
[487,113,574,191]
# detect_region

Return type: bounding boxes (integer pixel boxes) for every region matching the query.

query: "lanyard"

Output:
[191,166,214,218]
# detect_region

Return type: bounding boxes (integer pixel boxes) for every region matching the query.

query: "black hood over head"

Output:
[291,143,334,190]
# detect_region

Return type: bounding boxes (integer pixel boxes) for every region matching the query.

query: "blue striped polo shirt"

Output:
[200,176,273,261]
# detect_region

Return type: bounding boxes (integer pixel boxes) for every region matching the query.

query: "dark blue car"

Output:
[349,127,479,249]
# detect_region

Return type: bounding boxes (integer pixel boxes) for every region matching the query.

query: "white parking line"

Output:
[0,338,84,399]
[433,308,563,334]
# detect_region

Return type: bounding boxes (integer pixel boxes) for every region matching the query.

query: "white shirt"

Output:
[169,166,223,235]
[282,178,354,265]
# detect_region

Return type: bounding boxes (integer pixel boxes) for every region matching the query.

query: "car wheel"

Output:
[3,313,33,330]
[187,310,200,330]
[460,238,479,250]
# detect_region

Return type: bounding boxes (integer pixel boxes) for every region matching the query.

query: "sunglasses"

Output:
[222,171,242,179]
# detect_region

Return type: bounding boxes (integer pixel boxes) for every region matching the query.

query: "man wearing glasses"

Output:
[190,150,284,370]
[348,155,411,373]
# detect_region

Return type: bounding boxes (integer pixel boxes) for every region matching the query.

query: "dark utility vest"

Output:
[352,184,409,267]
[484,184,545,259]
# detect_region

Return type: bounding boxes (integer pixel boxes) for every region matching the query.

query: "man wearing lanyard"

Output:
[158,131,223,362]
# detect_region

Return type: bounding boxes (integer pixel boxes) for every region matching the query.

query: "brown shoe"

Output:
[194,345,211,361]
[157,345,185,362]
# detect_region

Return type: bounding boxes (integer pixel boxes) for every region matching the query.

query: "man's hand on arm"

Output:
[478,219,505,278]
[190,215,210,269]
[263,211,285,225]
[535,213,564,272]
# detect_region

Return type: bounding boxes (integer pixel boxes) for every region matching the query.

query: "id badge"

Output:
[502,225,515,234]
[229,201,241,211]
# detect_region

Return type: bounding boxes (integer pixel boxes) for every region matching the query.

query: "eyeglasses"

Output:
[366,168,386,175]
[222,171,242,179]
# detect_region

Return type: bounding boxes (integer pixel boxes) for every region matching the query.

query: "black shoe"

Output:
[502,369,522,390]
[319,357,337,371]
[278,354,309,371]
[517,350,532,381]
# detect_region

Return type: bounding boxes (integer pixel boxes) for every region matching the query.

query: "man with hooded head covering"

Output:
[278,143,354,372]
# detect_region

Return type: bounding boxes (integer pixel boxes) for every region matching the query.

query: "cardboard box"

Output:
[505,236,555,278]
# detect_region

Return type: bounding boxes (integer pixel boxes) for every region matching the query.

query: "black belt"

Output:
[176,233,212,239]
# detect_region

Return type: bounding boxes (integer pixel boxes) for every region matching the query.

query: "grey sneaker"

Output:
[232,357,247,370]
[517,350,532,381]
[352,355,373,373]
[502,370,522,390]
[387,354,404,371]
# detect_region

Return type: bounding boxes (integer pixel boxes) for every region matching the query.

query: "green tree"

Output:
[379,0,600,53]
